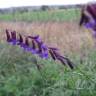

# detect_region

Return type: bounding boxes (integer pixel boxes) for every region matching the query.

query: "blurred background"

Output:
[1,1,96,96]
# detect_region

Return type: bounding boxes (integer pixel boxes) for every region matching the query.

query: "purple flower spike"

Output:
[5,29,74,69]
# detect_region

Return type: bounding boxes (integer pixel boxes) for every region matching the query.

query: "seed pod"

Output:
[49,49,57,60]
[11,31,16,40]
[18,34,23,44]
[6,29,11,42]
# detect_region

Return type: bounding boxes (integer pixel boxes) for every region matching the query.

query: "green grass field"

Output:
[0,42,96,96]
[0,8,96,96]
[0,8,80,22]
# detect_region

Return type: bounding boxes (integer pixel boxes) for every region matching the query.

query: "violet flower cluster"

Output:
[84,21,96,37]
[6,29,74,69]
[84,20,96,29]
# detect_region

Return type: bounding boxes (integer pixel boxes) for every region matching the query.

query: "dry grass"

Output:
[0,21,94,55]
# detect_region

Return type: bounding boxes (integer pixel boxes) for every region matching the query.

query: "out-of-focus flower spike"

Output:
[6,29,11,42]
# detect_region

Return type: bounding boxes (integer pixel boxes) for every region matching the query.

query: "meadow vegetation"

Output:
[0,8,96,96]
[0,8,80,22]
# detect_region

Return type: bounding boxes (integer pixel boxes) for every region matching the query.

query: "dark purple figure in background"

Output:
[79,2,96,38]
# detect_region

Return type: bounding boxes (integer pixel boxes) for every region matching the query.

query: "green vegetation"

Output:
[0,9,80,22]
[0,8,96,96]
[0,42,96,96]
